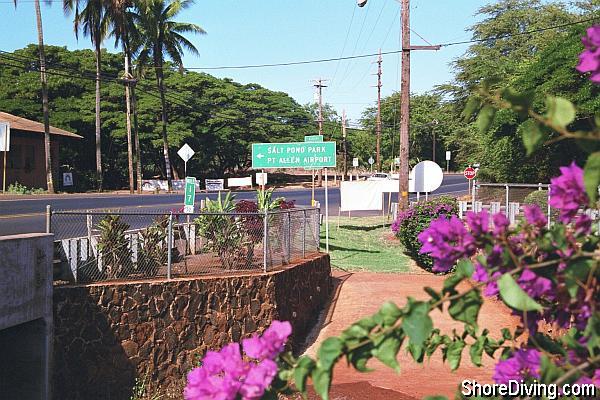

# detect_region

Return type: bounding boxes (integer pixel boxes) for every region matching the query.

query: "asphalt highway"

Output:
[0,174,468,236]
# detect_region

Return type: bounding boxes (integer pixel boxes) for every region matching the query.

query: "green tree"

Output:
[64,0,111,190]
[133,0,205,189]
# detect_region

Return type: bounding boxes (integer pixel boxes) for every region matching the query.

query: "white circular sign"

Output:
[409,160,444,193]
[368,157,374,165]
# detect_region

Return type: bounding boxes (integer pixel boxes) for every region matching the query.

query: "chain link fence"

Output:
[49,207,320,284]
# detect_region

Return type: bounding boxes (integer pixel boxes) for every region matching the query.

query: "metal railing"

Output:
[48,207,320,284]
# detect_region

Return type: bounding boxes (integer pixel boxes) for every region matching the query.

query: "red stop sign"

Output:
[464,167,476,180]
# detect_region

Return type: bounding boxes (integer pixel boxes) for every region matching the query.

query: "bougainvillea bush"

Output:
[391,196,457,272]
[183,26,600,400]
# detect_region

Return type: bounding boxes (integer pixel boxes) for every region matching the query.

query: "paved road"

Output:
[0,174,467,236]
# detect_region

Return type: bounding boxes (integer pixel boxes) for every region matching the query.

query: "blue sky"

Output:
[0,0,486,122]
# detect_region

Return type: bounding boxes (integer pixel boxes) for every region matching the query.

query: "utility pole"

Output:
[374,49,382,172]
[342,109,347,179]
[313,78,328,186]
[398,0,440,209]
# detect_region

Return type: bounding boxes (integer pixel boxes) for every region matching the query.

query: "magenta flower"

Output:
[517,269,554,300]
[238,360,278,400]
[417,216,475,272]
[466,210,489,237]
[523,204,546,228]
[493,348,541,384]
[576,25,600,83]
[184,321,291,400]
[549,162,588,223]
[243,320,292,361]
[492,213,510,236]
[574,214,592,235]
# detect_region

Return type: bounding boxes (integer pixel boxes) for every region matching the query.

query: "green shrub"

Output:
[97,214,132,279]
[391,196,458,273]
[137,216,169,277]
[7,182,45,195]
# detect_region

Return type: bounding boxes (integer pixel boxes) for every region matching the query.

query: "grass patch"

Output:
[320,216,412,273]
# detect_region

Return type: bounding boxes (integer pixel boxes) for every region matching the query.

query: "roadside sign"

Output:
[368,157,374,165]
[256,172,267,186]
[0,122,10,151]
[445,151,451,161]
[304,135,323,143]
[352,158,359,167]
[251,142,336,169]
[394,157,400,165]
[177,144,195,162]
[464,167,477,180]
[62,172,73,187]
[183,177,196,213]
[205,179,224,191]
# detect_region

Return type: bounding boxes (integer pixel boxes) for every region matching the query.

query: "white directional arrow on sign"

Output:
[257,153,265,159]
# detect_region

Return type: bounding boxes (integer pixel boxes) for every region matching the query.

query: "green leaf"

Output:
[521,119,548,156]
[347,344,374,372]
[443,260,473,292]
[311,367,332,400]
[583,313,600,357]
[563,259,593,298]
[372,331,403,373]
[341,324,369,341]
[501,328,512,341]
[497,273,543,312]
[446,340,466,371]
[424,286,442,309]
[462,96,481,121]
[539,355,563,383]
[584,152,600,204]
[377,301,403,327]
[293,356,315,394]
[317,337,344,370]
[545,96,575,128]
[469,336,485,367]
[476,105,497,133]
[448,289,483,327]
[501,87,533,118]
[402,300,433,347]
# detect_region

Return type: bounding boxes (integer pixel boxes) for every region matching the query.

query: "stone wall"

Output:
[52,253,331,400]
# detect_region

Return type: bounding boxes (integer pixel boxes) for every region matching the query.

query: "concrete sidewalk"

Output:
[303,270,518,399]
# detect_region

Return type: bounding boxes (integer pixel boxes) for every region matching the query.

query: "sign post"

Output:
[368,157,375,173]
[464,166,477,196]
[177,143,195,177]
[0,122,10,193]
[183,177,196,213]
[252,141,337,253]
[304,135,324,205]
[445,151,451,173]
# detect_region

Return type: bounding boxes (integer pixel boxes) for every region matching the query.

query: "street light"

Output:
[431,119,438,163]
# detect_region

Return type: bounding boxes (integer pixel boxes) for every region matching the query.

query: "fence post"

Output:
[547,184,552,229]
[302,209,306,258]
[505,185,510,216]
[167,212,173,280]
[263,208,268,273]
[287,210,291,263]
[45,205,52,234]
[471,181,477,210]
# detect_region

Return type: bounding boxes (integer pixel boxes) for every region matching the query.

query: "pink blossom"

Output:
[549,162,588,223]
[576,25,600,83]
[243,320,292,361]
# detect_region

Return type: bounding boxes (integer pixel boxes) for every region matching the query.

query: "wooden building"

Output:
[0,112,82,190]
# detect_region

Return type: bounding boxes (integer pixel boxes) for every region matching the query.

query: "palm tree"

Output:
[109,0,137,193]
[14,0,55,193]
[134,0,204,190]
[64,0,111,191]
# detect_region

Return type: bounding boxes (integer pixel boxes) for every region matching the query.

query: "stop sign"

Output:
[464,167,477,180]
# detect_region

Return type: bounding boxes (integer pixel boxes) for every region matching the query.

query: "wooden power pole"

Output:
[374,49,382,172]
[313,78,327,186]
[398,0,440,209]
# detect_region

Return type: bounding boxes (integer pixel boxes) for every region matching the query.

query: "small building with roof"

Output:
[0,111,82,190]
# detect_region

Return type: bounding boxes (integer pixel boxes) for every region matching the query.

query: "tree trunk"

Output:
[132,85,142,194]
[94,39,103,191]
[155,55,172,191]
[124,52,134,194]
[34,0,54,193]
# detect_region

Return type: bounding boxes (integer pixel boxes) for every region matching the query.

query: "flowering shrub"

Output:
[181,26,600,400]
[391,196,458,272]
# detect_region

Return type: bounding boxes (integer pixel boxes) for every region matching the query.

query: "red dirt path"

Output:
[302,270,518,399]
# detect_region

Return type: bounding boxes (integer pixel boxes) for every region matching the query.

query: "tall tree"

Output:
[13,0,55,193]
[133,0,204,190]
[64,0,111,191]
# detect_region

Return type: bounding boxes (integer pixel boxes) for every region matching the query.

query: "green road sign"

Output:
[304,135,323,142]
[252,142,336,169]
[183,177,196,213]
